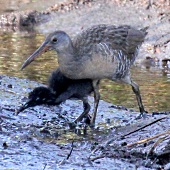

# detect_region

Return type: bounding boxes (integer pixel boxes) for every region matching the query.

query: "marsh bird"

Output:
[21,24,148,125]
[17,69,96,123]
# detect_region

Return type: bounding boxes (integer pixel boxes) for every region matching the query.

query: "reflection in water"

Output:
[0,32,169,112]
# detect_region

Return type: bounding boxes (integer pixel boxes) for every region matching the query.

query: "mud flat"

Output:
[0,75,170,169]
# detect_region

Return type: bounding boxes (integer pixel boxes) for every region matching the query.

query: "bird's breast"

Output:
[58,45,133,80]
[59,53,118,80]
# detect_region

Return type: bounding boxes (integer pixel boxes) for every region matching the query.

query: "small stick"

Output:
[90,155,105,161]
[0,89,16,94]
[66,140,74,160]
[123,116,168,138]
[2,106,16,112]
[127,130,170,147]
[57,140,75,166]
[105,116,168,146]
[42,163,47,170]
[147,135,169,156]
[0,114,16,120]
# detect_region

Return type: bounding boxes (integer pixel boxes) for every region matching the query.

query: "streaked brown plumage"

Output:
[21,24,148,126]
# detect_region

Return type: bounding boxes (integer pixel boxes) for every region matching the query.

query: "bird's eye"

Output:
[52,37,58,43]
[36,97,40,101]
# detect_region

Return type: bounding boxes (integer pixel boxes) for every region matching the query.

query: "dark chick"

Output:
[17,69,98,123]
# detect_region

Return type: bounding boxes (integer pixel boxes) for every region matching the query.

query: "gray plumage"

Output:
[21,24,148,125]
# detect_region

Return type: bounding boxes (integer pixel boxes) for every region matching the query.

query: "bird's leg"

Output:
[54,89,74,105]
[130,80,147,118]
[91,80,100,127]
[121,76,147,118]
[74,97,91,123]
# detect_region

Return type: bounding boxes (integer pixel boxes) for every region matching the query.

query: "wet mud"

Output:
[0,75,170,169]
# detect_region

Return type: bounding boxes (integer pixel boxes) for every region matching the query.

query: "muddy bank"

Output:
[0,75,170,169]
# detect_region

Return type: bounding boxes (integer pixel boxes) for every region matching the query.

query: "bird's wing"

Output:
[73,25,147,63]
[73,25,127,59]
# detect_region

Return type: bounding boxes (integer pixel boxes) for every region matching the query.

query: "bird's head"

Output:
[16,86,56,114]
[21,31,72,70]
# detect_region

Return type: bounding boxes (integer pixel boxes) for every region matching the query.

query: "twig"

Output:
[0,114,16,120]
[0,88,16,94]
[42,163,47,170]
[105,116,168,146]
[123,116,168,138]
[90,155,105,161]
[127,130,170,147]
[66,140,74,160]
[57,140,75,167]
[2,106,16,112]
[147,135,169,156]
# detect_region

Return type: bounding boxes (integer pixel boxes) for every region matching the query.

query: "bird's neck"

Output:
[57,42,76,63]
[57,45,80,79]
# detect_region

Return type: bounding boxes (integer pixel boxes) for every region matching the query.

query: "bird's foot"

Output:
[83,114,91,125]
[135,111,148,120]
[89,123,95,129]
[89,119,96,129]
[68,122,77,129]
[69,114,92,130]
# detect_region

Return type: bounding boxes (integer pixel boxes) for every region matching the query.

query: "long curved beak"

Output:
[21,41,50,70]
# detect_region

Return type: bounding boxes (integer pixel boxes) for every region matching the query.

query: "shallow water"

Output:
[0,31,169,113]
